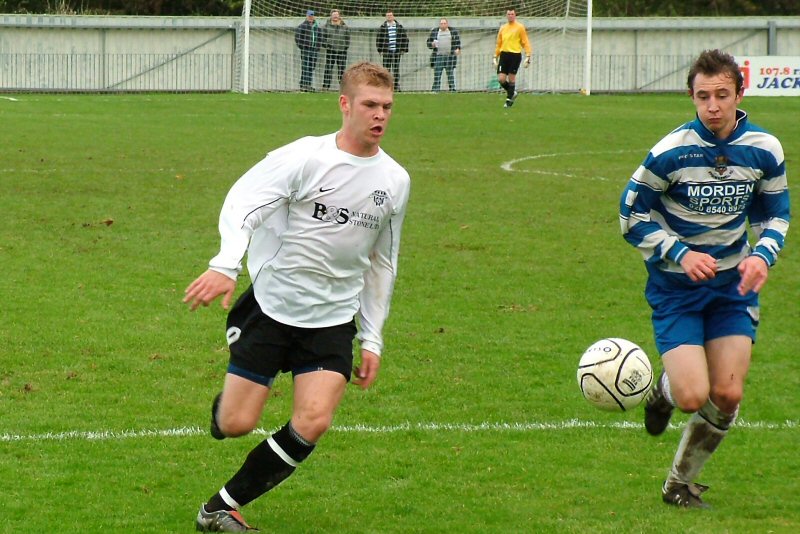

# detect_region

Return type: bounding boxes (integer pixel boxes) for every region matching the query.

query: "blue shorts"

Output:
[645,272,759,356]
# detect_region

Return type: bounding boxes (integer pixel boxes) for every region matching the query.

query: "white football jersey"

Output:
[208,133,411,355]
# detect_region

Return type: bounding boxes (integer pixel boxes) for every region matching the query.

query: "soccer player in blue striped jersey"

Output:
[619,49,790,509]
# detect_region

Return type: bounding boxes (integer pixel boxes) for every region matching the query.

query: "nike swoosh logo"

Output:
[319,187,335,192]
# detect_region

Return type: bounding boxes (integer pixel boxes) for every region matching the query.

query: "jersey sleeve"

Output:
[748,139,790,266]
[208,140,309,278]
[520,26,532,56]
[619,152,690,267]
[356,172,411,356]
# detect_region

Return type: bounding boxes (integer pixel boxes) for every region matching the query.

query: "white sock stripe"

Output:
[267,436,299,467]
[219,487,241,510]
[661,373,675,407]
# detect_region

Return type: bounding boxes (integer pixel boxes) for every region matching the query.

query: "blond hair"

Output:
[340,61,393,97]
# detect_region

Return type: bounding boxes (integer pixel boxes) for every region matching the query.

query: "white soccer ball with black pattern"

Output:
[577,338,653,412]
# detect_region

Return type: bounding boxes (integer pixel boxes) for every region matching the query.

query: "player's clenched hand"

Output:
[679,250,718,282]
[737,255,769,295]
[352,350,381,390]
[524,57,531,68]
[492,56,498,67]
[183,269,236,311]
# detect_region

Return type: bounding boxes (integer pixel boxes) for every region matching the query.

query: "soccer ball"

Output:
[577,338,653,412]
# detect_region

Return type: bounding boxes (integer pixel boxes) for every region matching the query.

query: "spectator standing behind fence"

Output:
[426,18,461,92]
[322,10,351,91]
[376,11,409,91]
[295,10,322,91]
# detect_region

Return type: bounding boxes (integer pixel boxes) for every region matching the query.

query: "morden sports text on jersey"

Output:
[683,182,754,214]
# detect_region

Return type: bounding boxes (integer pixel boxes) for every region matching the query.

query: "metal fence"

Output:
[0,51,701,93]
[0,53,233,92]
[2,15,798,93]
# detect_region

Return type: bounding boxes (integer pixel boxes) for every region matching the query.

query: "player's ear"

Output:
[339,94,349,114]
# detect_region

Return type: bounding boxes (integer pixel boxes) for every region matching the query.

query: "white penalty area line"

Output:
[2,419,796,443]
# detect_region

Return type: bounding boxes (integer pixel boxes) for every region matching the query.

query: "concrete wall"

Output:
[1,15,799,92]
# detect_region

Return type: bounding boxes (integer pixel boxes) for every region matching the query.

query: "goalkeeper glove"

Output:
[524,57,531,68]
[492,56,498,67]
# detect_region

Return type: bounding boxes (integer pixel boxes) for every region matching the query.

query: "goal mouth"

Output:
[234,0,592,94]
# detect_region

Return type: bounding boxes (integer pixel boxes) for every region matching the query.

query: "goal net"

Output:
[234,1,592,94]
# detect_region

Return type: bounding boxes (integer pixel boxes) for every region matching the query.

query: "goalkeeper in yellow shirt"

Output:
[493,9,532,108]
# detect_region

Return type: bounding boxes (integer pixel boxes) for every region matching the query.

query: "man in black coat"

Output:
[376,11,409,91]
[295,10,323,91]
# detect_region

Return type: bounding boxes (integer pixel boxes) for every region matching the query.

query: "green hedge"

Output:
[1,0,797,17]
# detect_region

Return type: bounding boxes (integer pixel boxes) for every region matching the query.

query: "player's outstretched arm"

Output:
[352,349,381,390]
[183,269,237,311]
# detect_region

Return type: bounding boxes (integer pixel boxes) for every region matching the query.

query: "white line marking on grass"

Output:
[0,96,19,102]
[1,419,796,443]
[0,167,223,174]
[501,149,644,180]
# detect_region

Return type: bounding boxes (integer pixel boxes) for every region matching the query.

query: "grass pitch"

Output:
[1,91,798,533]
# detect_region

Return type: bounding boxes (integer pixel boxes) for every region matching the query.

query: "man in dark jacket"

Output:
[322,9,351,90]
[295,10,322,91]
[376,11,409,91]
[426,18,461,92]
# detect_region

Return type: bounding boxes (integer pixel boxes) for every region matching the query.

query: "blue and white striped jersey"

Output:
[620,109,790,285]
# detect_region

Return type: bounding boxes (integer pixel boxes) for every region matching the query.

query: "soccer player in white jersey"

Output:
[184,61,410,532]
[620,49,790,509]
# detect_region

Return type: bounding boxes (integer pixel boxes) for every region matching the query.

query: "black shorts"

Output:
[497,51,522,75]
[225,285,356,386]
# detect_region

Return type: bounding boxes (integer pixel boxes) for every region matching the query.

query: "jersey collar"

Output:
[692,108,748,143]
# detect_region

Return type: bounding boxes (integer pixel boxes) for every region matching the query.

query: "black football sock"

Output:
[206,421,315,511]
[507,82,516,99]
[500,80,509,91]
[205,494,233,513]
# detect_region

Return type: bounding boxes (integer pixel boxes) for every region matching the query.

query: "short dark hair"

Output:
[687,49,744,94]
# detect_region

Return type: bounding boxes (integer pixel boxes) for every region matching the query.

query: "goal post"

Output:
[233,1,592,94]
[239,0,252,94]
[583,0,593,95]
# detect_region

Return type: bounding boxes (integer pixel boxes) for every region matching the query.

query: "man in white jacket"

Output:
[184,61,410,533]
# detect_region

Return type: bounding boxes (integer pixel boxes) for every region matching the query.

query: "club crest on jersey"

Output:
[709,155,732,180]
[371,190,388,206]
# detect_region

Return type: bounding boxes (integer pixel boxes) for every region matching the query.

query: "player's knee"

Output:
[291,412,333,442]
[709,385,743,413]
[672,385,709,413]
[219,412,260,437]
[676,396,706,413]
